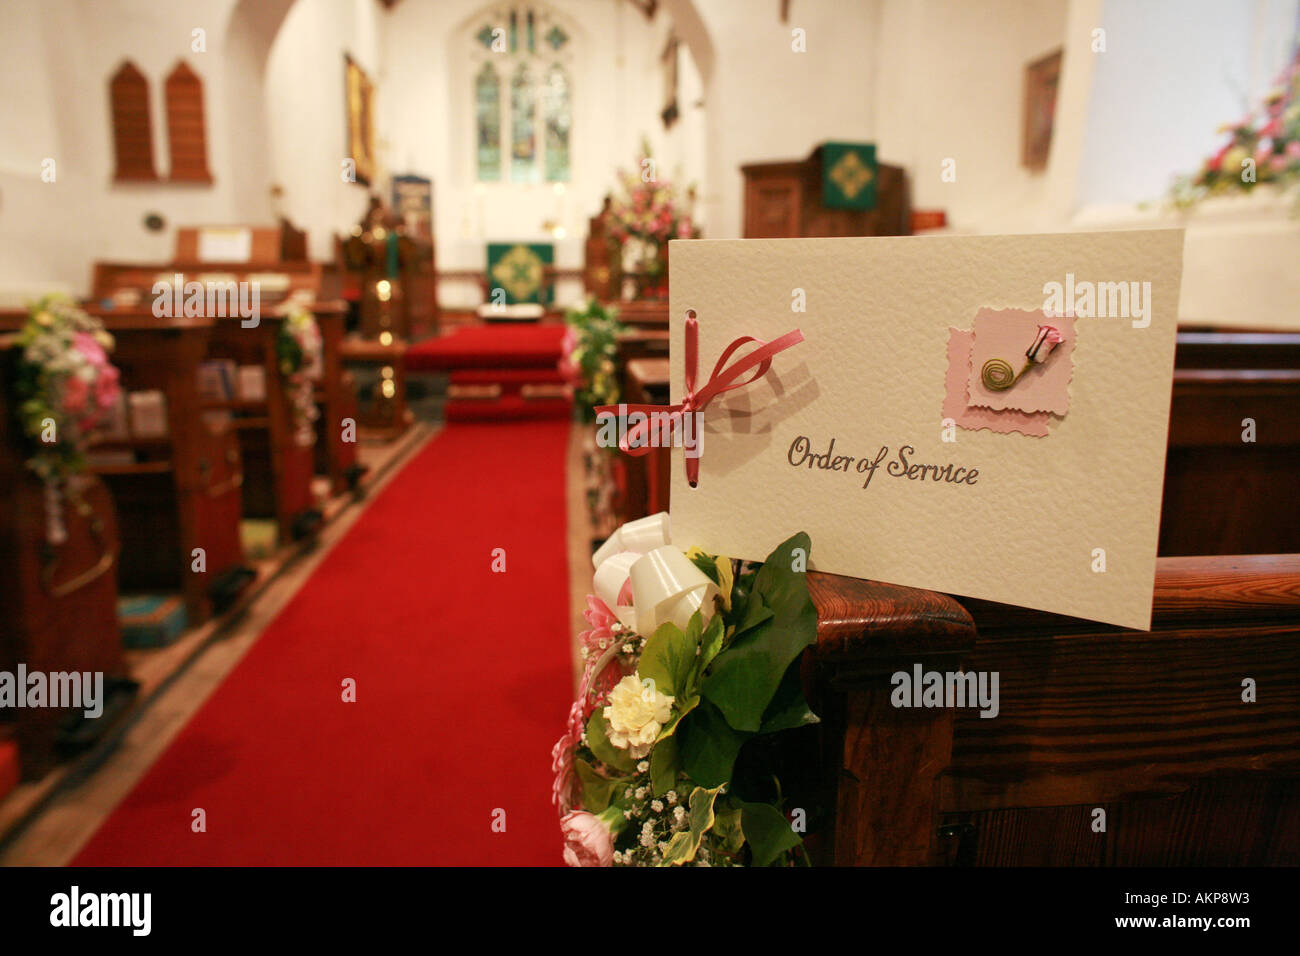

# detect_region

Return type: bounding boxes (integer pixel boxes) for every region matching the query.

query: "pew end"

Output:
[807,555,1300,866]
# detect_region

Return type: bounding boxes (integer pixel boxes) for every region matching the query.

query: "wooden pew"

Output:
[313,304,363,494]
[90,257,359,530]
[1163,330,1300,555]
[204,313,319,544]
[90,310,247,623]
[0,310,247,626]
[0,337,131,778]
[806,554,1300,866]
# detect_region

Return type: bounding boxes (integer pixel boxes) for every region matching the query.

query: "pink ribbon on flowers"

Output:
[595,310,804,487]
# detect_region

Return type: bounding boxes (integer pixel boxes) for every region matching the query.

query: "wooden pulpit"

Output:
[742,145,912,239]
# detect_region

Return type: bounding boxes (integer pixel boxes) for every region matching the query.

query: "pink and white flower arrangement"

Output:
[13,295,122,481]
[604,143,700,296]
[276,304,323,447]
[1173,38,1300,210]
[552,515,819,867]
[11,295,123,543]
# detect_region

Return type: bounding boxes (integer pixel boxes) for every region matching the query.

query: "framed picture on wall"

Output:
[1022,48,1062,170]
[344,54,376,186]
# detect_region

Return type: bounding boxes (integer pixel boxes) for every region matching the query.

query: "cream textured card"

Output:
[667,230,1184,630]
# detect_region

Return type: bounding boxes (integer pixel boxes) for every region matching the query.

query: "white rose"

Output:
[603,674,674,758]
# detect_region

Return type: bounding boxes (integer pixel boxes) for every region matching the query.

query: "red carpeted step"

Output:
[450,368,567,385]
[407,323,568,371]
[72,420,573,865]
[446,396,571,422]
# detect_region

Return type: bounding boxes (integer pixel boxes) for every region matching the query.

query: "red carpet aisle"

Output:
[74,420,573,865]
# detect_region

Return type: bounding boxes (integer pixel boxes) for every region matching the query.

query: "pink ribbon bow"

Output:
[596,310,804,487]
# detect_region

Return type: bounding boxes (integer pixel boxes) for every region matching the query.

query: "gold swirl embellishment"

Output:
[980,357,1025,391]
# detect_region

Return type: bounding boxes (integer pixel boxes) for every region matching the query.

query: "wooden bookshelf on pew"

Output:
[0,336,133,779]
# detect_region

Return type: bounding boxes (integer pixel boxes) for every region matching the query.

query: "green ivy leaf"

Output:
[686,548,734,612]
[697,614,726,677]
[660,785,724,866]
[759,660,821,734]
[680,697,750,788]
[574,758,629,813]
[713,798,746,856]
[701,533,816,732]
[585,710,637,774]
[650,734,679,796]
[740,801,803,867]
[639,616,699,701]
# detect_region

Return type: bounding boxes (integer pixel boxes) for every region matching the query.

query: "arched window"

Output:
[471,4,572,183]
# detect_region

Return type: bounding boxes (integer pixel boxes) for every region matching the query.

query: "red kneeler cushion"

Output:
[406,323,568,371]
[449,368,566,385]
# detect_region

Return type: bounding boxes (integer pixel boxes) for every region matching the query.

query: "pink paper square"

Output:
[943,328,1051,437]
[966,308,1075,415]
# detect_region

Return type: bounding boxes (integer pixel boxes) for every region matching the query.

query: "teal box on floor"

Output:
[118,595,188,648]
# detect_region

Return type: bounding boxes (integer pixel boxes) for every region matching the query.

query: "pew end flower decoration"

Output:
[276,304,323,447]
[553,512,820,867]
[8,295,122,543]
[562,298,624,422]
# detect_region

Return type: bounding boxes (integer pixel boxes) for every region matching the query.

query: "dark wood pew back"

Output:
[1162,331,1300,555]
[0,310,247,624]
[807,555,1300,866]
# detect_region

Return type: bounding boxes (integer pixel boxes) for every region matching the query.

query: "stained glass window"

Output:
[475,62,502,181]
[472,4,572,184]
[543,64,570,182]
[510,65,537,183]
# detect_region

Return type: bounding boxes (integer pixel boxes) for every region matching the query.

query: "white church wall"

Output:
[685,0,881,239]
[0,0,247,303]
[872,0,1070,234]
[264,0,384,261]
